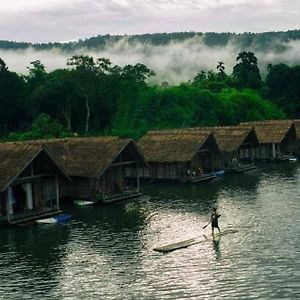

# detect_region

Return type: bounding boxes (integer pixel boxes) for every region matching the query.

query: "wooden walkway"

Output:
[1,209,63,225]
[101,191,142,204]
[227,165,256,173]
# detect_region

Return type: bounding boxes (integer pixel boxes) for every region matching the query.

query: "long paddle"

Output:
[202,221,211,229]
[203,214,221,229]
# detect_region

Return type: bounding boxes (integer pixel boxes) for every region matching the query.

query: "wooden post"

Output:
[55,174,60,211]
[272,143,276,158]
[25,183,33,210]
[136,161,140,192]
[7,186,14,216]
[102,173,105,202]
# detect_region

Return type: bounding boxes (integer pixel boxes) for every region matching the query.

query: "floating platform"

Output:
[153,229,238,253]
[190,173,217,183]
[102,191,142,204]
[227,165,256,173]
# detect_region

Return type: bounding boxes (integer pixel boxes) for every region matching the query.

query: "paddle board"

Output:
[153,229,238,253]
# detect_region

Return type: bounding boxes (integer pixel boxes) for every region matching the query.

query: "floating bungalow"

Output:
[240,120,297,161]
[137,130,220,183]
[0,144,67,225]
[173,126,259,173]
[42,137,145,204]
[209,126,258,172]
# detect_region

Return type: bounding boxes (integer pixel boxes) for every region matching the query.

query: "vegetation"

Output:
[2,30,300,51]
[1,48,299,141]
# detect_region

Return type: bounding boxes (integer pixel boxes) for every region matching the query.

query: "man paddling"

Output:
[210,207,221,236]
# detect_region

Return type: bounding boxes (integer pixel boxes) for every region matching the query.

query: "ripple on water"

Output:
[1,163,300,299]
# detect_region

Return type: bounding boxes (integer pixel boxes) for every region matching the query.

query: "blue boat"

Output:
[36,214,72,224]
[214,170,225,177]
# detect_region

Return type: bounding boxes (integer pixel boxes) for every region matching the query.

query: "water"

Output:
[1,163,300,299]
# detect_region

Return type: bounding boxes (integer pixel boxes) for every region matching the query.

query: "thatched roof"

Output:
[137,130,218,163]
[0,144,65,192]
[240,120,297,143]
[188,126,258,152]
[38,137,145,178]
[146,126,257,153]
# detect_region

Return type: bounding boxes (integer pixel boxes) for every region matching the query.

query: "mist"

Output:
[1,36,300,84]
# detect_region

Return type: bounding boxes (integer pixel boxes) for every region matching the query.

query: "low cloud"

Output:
[1,36,300,84]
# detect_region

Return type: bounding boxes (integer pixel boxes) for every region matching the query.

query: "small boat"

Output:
[214,170,225,177]
[289,157,297,162]
[36,214,72,224]
[73,199,94,206]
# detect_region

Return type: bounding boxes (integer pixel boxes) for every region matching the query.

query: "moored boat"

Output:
[36,214,72,224]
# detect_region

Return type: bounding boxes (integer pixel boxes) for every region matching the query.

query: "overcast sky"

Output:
[0,0,299,43]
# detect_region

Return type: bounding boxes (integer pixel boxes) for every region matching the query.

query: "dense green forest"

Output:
[1,49,299,140]
[1,30,300,52]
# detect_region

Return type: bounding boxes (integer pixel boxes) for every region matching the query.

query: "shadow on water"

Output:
[212,239,221,260]
[1,162,299,299]
[141,170,261,214]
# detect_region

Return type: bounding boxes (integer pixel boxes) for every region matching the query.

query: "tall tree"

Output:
[0,58,25,133]
[232,51,261,89]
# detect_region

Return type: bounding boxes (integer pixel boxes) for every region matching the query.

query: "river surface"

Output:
[1,163,300,299]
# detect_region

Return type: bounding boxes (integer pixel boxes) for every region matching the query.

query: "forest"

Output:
[1,30,300,51]
[0,50,299,140]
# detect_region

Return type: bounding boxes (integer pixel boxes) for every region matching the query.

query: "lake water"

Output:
[1,162,300,299]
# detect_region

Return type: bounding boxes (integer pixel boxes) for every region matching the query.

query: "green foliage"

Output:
[5,114,69,141]
[232,51,262,89]
[0,51,295,141]
[111,85,284,138]
[265,64,300,117]
[216,89,285,125]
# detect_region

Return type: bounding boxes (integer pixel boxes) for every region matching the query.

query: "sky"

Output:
[0,0,299,43]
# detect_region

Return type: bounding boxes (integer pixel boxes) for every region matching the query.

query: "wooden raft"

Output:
[153,229,238,253]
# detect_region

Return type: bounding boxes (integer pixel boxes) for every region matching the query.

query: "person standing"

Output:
[211,207,221,235]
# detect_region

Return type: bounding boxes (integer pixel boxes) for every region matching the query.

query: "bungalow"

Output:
[43,137,145,203]
[137,129,220,183]
[174,126,259,173]
[240,120,297,160]
[0,143,67,225]
[209,126,258,172]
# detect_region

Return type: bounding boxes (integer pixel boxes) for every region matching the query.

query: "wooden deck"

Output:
[227,164,257,173]
[180,173,217,183]
[0,208,63,225]
[100,190,142,204]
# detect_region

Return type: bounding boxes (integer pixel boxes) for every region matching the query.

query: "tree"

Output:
[232,51,261,89]
[217,61,226,79]
[265,64,300,117]
[121,63,155,84]
[193,71,207,84]
[0,58,25,133]
[67,55,102,134]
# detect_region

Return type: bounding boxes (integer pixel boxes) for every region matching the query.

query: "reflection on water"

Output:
[1,162,300,299]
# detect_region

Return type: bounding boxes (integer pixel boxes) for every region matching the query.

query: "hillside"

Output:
[1,30,300,52]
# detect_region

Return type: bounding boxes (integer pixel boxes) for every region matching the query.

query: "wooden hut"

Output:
[0,144,66,225]
[178,126,259,173]
[240,120,297,160]
[137,130,220,183]
[42,137,145,203]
